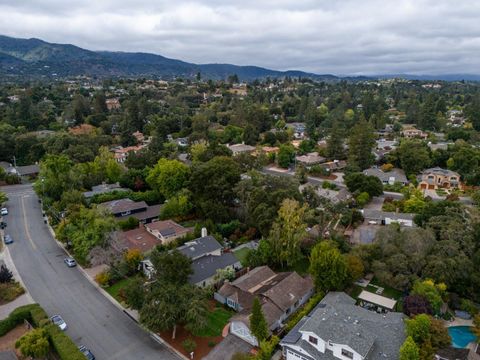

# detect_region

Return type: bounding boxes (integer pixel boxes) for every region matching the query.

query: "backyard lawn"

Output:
[233,247,251,265]
[193,304,233,337]
[106,277,138,302]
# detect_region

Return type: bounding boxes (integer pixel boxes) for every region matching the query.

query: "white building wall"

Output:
[230,321,258,346]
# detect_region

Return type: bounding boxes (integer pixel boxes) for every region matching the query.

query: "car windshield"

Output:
[52,316,62,324]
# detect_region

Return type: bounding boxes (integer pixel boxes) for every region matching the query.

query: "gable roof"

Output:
[283,292,405,360]
[177,236,222,260]
[231,266,276,292]
[261,272,314,312]
[190,252,239,285]
[99,198,148,214]
[145,219,191,238]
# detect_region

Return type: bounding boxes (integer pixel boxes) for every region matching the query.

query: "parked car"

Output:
[0,221,6,229]
[51,315,67,331]
[3,234,13,245]
[64,257,77,267]
[1,208,8,216]
[78,345,95,360]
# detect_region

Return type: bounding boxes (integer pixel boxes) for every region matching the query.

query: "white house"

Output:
[281,292,405,360]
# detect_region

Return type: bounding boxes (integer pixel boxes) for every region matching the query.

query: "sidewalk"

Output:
[44,220,187,360]
[0,245,34,320]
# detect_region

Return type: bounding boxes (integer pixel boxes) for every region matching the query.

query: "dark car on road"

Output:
[3,234,13,245]
[79,345,95,360]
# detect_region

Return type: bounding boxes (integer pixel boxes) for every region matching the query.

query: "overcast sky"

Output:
[0,0,479,75]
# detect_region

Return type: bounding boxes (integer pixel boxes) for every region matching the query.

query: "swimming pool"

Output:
[448,326,477,348]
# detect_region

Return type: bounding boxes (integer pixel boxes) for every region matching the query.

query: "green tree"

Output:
[309,241,348,292]
[140,282,208,339]
[159,189,193,220]
[344,173,383,197]
[124,277,145,310]
[250,298,269,342]
[0,191,7,205]
[15,328,50,358]
[411,280,445,314]
[396,140,431,176]
[348,117,375,171]
[277,144,295,169]
[189,156,241,221]
[267,199,308,268]
[257,336,280,360]
[400,336,420,360]
[147,159,190,198]
[326,122,345,160]
[406,314,431,344]
[150,249,193,286]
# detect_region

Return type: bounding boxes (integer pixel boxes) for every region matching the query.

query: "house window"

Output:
[308,336,318,345]
[341,349,354,359]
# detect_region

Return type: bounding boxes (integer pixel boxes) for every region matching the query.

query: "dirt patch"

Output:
[160,326,223,359]
[0,324,29,356]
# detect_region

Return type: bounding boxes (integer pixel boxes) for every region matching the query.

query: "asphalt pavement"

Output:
[2,184,180,360]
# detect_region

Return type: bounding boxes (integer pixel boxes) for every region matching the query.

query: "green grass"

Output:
[369,278,403,300]
[233,247,251,265]
[106,277,137,302]
[193,306,233,337]
[346,285,363,299]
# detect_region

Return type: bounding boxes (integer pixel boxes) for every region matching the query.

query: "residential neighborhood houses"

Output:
[1,76,480,360]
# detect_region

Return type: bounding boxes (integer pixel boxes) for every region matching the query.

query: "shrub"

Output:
[0,264,13,283]
[95,271,111,287]
[208,340,216,347]
[381,163,394,172]
[29,305,48,327]
[16,328,50,358]
[124,249,143,273]
[0,304,42,336]
[0,282,25,303]
[118,217,139,231]
[285,292,324,332]
[45,324,85,360]
[182,338,197,353]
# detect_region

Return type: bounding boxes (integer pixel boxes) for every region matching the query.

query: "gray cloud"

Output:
[0,0,479,75]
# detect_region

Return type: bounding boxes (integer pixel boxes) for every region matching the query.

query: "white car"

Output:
[51,315,67,331]
[1,208,8,216]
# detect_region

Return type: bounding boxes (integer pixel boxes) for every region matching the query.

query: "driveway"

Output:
[1,184,180,360]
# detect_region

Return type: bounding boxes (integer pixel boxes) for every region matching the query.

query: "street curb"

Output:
[0,245,34,304]
[44,221,188,360]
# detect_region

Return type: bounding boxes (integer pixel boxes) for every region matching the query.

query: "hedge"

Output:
[0,304,84,360]
[0,304,41,336]
[45,324,85,360]
[285,292,324,332]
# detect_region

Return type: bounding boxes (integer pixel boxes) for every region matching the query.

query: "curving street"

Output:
[2,183,180,360]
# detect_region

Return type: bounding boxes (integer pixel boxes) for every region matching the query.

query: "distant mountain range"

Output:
[0,35,340,81]
[0,35,479,82]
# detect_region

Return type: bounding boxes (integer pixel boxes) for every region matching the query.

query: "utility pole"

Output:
[12,156,16,168]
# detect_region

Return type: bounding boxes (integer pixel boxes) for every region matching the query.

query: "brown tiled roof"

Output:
[218,282,255,310]
[231,266,276,292]
[119,227,160,253]
[262,273,314,312]
[145,220,190,237]
[99,199,148,214]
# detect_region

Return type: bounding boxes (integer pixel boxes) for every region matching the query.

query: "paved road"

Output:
[2,184,180,360]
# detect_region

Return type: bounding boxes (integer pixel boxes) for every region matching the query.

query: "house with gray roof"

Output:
[363,167,408,186]
[177,235,242,287]
[83,182,128,198]
[281,292,405,360]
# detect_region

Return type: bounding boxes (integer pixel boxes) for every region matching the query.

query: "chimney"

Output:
[201,227,208,237]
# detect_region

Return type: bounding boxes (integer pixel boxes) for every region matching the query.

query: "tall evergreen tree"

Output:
[326,122,345,160]
[419,94,437,130]
[250,298,269,342]
[347,116,375,171]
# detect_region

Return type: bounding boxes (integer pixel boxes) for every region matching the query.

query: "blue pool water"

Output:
[448,326,477,348]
